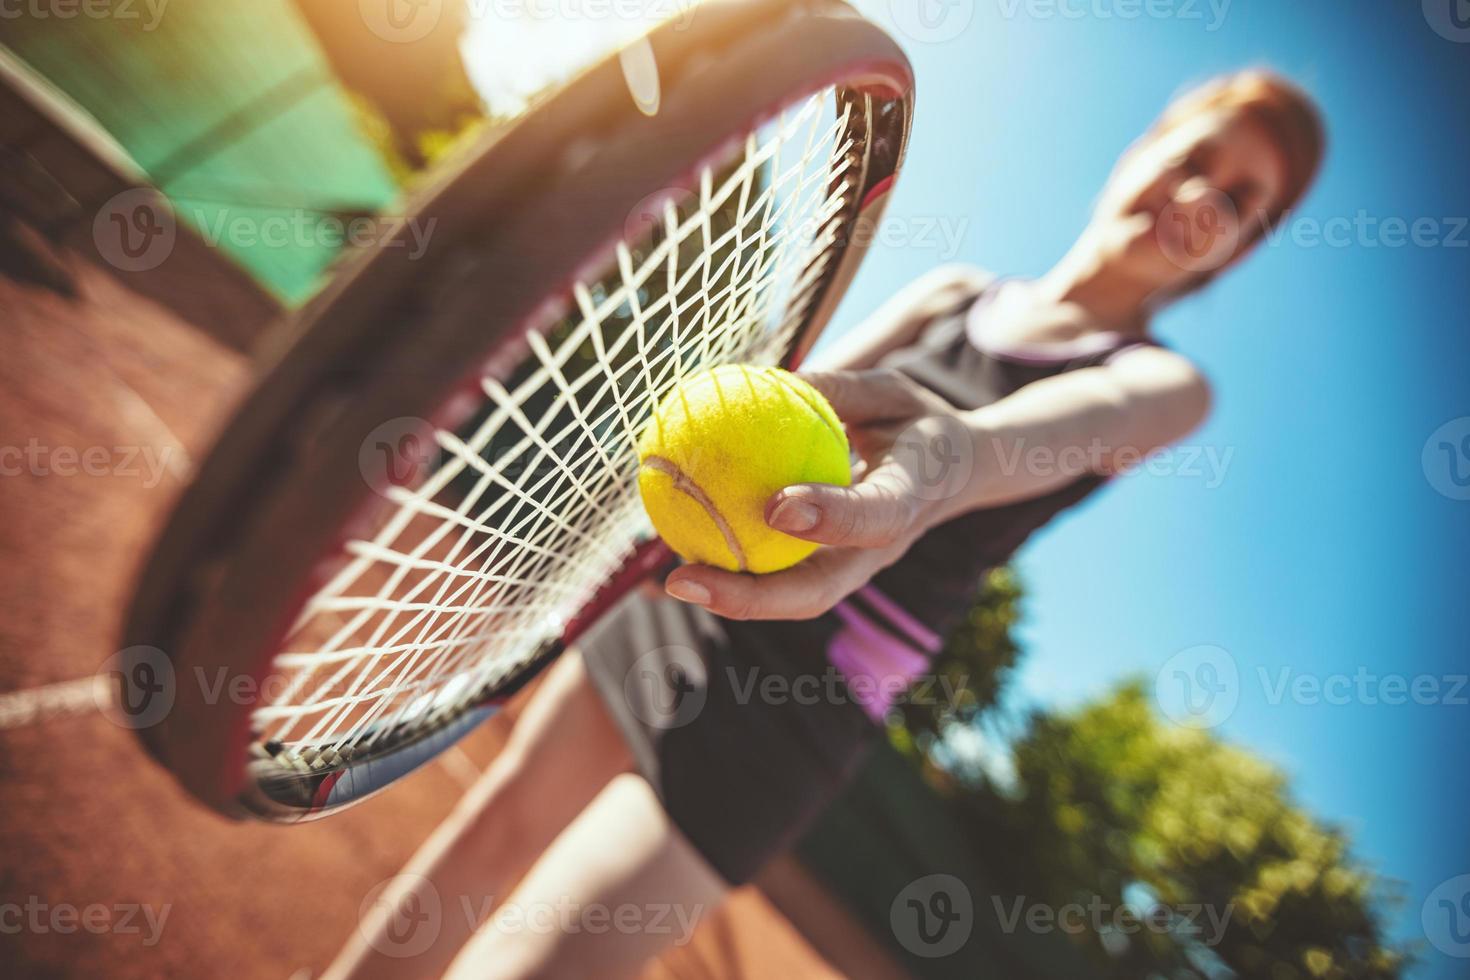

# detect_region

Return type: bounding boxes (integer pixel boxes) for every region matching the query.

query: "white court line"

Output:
[0,677,107,730]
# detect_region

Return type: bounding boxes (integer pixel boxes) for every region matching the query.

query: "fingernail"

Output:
[770,498,821,533]
[666,580,711,605]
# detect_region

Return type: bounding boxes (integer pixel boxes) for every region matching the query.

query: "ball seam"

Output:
[766,369,847,449]
[641,455,748,572]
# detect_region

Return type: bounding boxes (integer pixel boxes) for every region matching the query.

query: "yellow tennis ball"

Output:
[637,364,851,574]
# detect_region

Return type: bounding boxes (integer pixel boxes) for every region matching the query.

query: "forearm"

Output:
[950,368,1132,516]
[949,349,1210,518]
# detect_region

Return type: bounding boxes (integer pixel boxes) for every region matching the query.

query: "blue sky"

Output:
[818,1,1469,973]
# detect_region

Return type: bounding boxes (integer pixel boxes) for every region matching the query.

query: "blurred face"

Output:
[1089,105,1289,292]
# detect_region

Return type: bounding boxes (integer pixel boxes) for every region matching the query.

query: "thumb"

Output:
[766,463,921,549]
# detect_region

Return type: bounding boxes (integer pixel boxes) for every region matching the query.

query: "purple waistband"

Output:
[826,586,942,724]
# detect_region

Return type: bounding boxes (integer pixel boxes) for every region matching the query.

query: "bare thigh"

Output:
[445,772,729,980]
[327,650,632,980]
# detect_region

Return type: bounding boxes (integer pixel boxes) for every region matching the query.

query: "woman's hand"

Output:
[662,369,977,621]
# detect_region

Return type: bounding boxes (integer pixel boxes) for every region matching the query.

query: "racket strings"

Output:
[259,89,857,759]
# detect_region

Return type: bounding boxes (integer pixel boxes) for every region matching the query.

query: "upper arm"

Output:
[1097,346,1213,468]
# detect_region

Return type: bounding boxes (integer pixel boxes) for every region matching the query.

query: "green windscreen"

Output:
[3,0,399,304]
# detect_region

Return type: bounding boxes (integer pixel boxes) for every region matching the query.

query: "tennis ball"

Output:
[637,365,851,574]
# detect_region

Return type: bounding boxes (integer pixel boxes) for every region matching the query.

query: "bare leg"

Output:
[325,651,632,980]
[445,772,729,980]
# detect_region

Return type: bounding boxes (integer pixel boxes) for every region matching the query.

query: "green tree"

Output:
[886,566,1025,794]
[961,681,1407,979]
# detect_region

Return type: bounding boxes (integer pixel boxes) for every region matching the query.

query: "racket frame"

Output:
[122,0,913,819]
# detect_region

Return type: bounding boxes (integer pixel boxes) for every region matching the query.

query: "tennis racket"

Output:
[121,0,913,821]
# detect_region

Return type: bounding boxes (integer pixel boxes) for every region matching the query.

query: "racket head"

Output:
[122,0,913,821]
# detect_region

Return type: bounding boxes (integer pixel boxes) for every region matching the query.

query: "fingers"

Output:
[798,369,933,426]
[664,547,895,621]
[766,467,920,548]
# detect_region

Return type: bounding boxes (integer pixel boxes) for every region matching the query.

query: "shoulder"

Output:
[907,263,995,311]
[1106,344,1213,433]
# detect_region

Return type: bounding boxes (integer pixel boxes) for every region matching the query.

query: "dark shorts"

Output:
[579,593,880,885]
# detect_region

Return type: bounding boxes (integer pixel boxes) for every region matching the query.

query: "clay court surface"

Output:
[0,252,856,979]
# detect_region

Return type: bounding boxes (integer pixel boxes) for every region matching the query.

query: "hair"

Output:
[1143,70,1326,297]
[1158,70,1325,228]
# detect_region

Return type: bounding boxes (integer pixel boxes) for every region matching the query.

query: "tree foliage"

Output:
[972,681,1407,978]
[887,569,1407,978]
[886,566,1024,793]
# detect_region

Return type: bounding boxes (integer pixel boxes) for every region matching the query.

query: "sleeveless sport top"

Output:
[827,276,1159,717]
